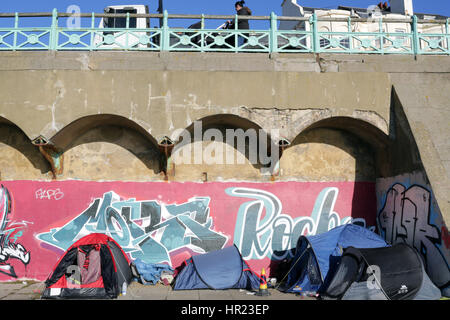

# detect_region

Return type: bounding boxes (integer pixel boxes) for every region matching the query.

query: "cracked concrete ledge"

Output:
[0,51,448,74]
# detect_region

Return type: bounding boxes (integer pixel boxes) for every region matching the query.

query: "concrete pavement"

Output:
[0,280,314,300]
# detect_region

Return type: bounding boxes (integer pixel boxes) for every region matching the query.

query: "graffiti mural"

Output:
[0,185,30,278]
[0,181,377,280]
[377,177,450,290]
[229,187,373,261]
[37,191,228,265]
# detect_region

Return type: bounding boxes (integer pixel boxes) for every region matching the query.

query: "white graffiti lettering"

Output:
[35,188,64,200]
[227,187,373,261]
[0,243,30,265]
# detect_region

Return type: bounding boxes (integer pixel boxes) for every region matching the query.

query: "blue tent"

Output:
[281,224,389,294]
[173,245,261,290]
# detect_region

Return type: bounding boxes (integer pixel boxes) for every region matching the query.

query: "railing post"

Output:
[201,14,205,52]
[311,13,319,53]
[161,10,169,51]
[379,17,384,54]
[412,15,419,55]
[89,12,95,51]
[234,14,238,52]
[347,16,353,52]
[446,18,449,55]
[13,12,18,51]
[270,12,278,53]
[125,12,130,50]
[50,8,58,50]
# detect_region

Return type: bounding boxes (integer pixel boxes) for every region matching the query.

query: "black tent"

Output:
[41,233,132,299]
[320,243,441,300]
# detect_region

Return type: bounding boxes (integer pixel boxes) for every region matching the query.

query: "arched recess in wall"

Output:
[280,116,390,182]
[171,114,277,182]
[49,114,162,181]
[0,117,50,180]
[280,116,390,225]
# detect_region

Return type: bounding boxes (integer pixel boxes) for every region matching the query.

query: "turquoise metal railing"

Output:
[0,9,449,55]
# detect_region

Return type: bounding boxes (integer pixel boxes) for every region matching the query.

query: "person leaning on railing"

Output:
[225,0,252,46]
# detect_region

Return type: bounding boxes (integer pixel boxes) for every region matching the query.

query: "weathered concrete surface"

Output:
[322,53,450,227]
[0,51,448,224]
[280,127,376,182]
[388,73,450,224]
[62,125,161,181]
[0,52,391,142]
[0,66,391,143]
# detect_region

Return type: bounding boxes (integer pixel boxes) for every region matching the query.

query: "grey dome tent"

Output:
[173,245,261,290]
[320,243,441,300]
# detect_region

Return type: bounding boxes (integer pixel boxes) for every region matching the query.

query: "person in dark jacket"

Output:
[226,1,252,46]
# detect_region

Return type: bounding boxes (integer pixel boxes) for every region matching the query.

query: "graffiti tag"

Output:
[37,191,228,265]
[228,187,373,260]
[378,183,450,288]
[35,188,64,201]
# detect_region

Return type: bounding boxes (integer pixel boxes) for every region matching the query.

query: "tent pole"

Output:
[274,246,309,291]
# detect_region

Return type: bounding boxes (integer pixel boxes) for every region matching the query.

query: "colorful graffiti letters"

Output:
[228,187,372,261]
[37,191,228,265]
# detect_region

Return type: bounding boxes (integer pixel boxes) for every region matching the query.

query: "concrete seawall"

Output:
[0,51,448,292]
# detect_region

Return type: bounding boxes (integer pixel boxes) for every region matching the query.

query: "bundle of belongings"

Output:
[131,258,174,285]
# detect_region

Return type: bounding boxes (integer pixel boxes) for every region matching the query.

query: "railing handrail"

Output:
[0,11,448,24]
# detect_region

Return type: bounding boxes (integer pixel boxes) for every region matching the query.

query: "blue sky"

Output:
[0,0,449,16]
[0,1,448,29]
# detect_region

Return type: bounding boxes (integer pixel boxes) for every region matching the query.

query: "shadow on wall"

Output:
[284,126,377,182]
[171,114,276,182]
[0,123,51,179]
[283,123,381,228]
[374,87,450,295]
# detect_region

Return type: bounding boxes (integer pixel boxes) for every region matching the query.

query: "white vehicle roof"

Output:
[104,5,148,10]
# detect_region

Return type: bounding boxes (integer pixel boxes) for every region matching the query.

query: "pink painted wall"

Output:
[0,181,377,281]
